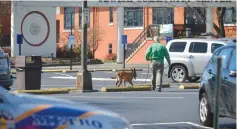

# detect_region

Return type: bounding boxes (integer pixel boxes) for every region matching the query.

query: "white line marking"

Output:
[41,85,109,87]
[54,73,73,77]
[131,122,213,129]
[131,122,188,126]
[51,96,183,99]
[41,85,76,87]
[50,76,151,82]
[186,122,213,129]
[141,73,151,75]
[49,91,198,95]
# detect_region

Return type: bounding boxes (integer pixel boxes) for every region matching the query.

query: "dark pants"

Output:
[151,60,164,90]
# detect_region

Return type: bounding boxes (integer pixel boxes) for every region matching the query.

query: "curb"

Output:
[178,84,200,89]
[46,88,99,93]
[101,83,170,92]
[101,86,151,92]
[46,88,76,91]
[69,90,99,93]
[13,89,69,94]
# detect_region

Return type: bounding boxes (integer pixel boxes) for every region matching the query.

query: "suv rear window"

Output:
[211,43,224,53]
[169,42,187,52]
[189,42,207,53]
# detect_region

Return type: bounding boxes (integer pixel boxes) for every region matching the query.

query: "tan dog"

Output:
[111,68,137,87]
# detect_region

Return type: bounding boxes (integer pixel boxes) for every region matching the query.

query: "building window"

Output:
[79,7,90,29]
[224,7,236,24]
[64,7,75,30]
[185,7,205,24]
[108,44,112,54]
[109,7,113,23]
[152,8,174,24]
[124,7,143,27]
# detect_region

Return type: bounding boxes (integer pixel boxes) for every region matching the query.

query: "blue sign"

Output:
[17,34,23,45]
[122,35,127,44]
[68,34,75,45]
[166,37,173,43]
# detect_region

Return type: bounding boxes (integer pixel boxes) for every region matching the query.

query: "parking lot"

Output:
[11,70,236,129]
[11,69,189,90]
[46,91,235,129]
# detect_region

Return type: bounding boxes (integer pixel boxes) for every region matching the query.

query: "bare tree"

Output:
[87,27,105,59]
[190,7,236,38]
[0,1,11,46]
[0,1,11,16]
[59,26,105,59]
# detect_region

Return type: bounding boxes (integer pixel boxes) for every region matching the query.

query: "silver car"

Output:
[164,38,227,83]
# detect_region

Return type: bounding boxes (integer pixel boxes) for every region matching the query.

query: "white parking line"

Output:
[41,85,108,87]
[131,122,213,129]
[54,73,73,77]
[88,92,198,95]
[53,96,184,99]
[50,76,151,82]
[141,73,151,75]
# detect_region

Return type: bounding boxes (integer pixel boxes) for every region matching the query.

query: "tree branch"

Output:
[0,1,11,16]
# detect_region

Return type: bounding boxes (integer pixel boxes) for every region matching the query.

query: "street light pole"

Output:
[77,0,93,91]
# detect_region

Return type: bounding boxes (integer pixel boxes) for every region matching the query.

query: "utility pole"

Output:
[76,0,93,91]
[70,11,73,70]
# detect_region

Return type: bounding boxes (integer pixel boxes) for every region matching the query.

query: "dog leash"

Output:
[133,61,170,85]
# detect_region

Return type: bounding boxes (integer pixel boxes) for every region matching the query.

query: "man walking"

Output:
[145,36,171,92]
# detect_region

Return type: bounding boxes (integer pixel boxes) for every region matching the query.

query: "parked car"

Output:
[0,87,133,129]
[0,47,13,90]
[164,38,228,83]
[198,43,236,127]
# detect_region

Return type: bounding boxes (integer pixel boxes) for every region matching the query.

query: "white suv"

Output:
[164,38,227,83]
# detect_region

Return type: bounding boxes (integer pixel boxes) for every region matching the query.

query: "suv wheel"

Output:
[188,77,200,82]
[170,65,187,83]
[199,93,213,127]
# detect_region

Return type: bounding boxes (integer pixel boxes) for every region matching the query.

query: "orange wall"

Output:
[127,39,166,64]
[174,7,185,24]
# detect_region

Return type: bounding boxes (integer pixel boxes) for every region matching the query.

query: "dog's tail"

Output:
[111,74,117,79]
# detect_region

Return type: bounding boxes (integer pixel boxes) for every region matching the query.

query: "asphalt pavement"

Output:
[45,91,236,129]
[10,70,236,129]
[11,69,173,90]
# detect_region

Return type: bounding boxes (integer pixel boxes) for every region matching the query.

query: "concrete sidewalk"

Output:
[12,63,149,70]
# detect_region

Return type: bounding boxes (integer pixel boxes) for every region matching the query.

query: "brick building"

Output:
[0,6,236,60]
[56,7,236,60]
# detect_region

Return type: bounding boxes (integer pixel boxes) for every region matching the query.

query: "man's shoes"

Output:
[151,86,156,91]
[158,88,161,92]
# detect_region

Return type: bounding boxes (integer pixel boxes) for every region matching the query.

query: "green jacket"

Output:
[145,42,171,64]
